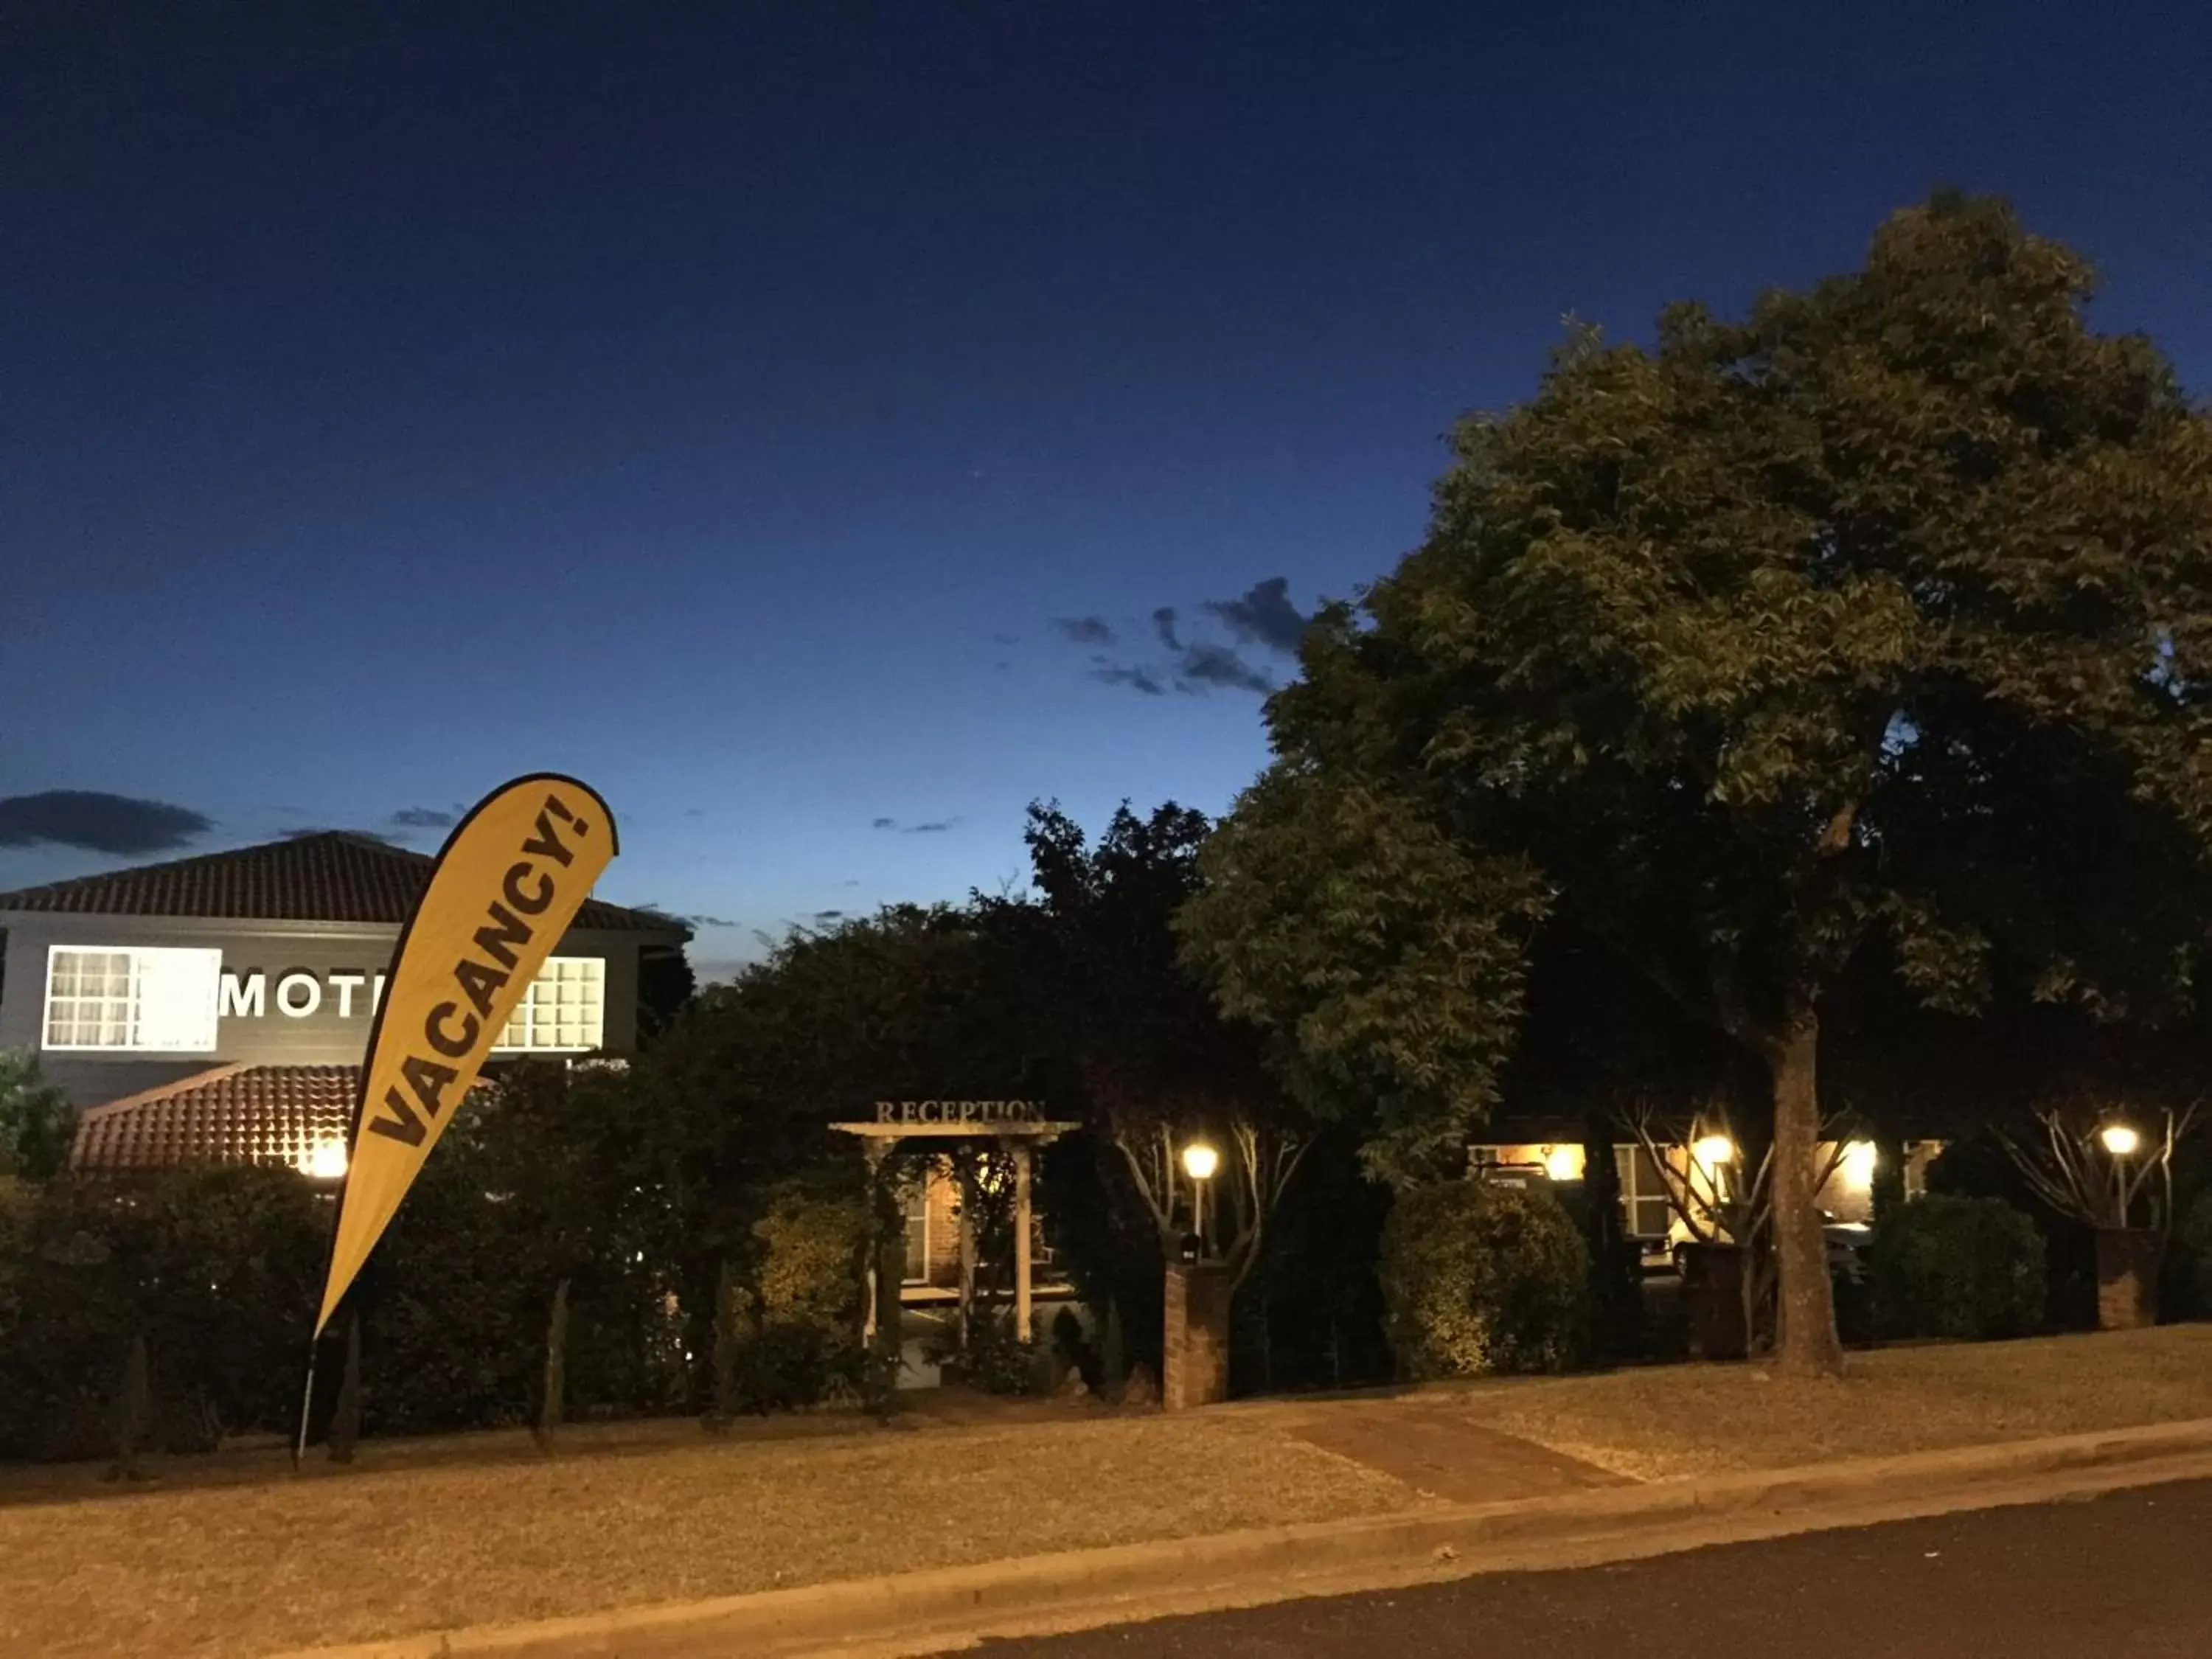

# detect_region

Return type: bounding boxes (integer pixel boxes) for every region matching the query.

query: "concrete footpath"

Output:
[279,1416,2212,1659]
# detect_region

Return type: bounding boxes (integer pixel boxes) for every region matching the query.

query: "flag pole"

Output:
[292,1340,319,1468]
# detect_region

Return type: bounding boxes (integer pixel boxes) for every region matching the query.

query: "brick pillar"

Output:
[1163,1262,1233,1410]
[2096,1228,2161,1330]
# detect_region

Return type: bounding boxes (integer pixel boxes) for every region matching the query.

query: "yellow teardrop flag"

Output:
[314,774,619,1336]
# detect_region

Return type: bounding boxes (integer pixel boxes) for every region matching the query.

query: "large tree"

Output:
[1183,195,2212,1376]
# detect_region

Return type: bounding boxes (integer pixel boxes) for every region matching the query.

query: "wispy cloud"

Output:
[1052,615,1116,645]
[1152,607,1183,651]
[1204,577,1312,655]
[0,790,214,856]
[872,816,898,830]
[1092,664,1166,695]
[873,816,961,834]
[1176,642,1272,694]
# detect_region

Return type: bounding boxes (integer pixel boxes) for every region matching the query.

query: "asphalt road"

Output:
[959,1478,2212,1658]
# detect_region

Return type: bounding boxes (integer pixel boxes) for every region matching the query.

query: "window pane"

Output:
[135,949,221,1051]
[490,956,605,1052]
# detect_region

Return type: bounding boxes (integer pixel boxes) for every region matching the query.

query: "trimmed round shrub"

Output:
[1378,1180,1591,1379]
[1869,1194,2046,1340]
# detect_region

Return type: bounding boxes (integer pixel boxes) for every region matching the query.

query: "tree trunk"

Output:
[109,1332,152,1481]
[1770,1009,1843,1377]
[709,1256,741,1427]
[538,1276,571,1443]
[1582,1111,1638,1361]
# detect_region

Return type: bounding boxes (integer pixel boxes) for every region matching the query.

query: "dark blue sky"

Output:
[4,1,2208,978]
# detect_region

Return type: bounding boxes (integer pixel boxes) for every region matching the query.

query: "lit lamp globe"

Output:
[301,1138,349,1181]
[1692,1134,1736,1168]
[2099,1124,2142,1158]
[1181,1142,1220,1182]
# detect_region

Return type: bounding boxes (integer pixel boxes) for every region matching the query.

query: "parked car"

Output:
[1665,1217,1873,1282]
[1823,1217,1872,1283]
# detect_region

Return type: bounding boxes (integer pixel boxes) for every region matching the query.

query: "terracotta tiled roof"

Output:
[70,1064,509,1175]
[71,1065,364,1174]
[0,831,683,933]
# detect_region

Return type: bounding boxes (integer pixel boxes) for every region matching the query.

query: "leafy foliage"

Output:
[737,1180,869,1411]
[2180,1189,2212,1318]
[1868,1194,2048,1340]
[0,1049,75,1180]
[1180,780,1547,1186]
[1377,1180,1590,1377]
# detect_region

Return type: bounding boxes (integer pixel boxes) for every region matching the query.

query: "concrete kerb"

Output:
[279,1416,2212,1659]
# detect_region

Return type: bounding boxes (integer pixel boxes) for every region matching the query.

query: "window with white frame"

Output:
[1614,1144,1675,1239]
[493,956,606,1052]
[43,946,222,1052]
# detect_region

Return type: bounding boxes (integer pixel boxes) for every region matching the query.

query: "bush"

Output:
[2182,1189,2212,1320]
[1377,1180,1591,1379]
[739,1186,868,1410]
[1869,1194,2047,1341]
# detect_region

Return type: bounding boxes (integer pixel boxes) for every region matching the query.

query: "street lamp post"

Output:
[2099,1122,2140,1225]
[1181,1141,1220,1258]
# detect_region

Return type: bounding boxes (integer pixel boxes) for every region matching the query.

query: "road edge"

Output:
[276,1416,2212,1659]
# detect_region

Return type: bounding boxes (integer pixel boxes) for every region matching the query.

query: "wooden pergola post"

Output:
[956,1158,978,1354]
[1012,1138,1034,1342]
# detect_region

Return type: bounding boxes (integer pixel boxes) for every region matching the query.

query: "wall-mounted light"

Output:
[1543,1145,1585,1182]
[1692,1134,1736,1169]
[299,1138,348,1180]
[1841,1141,1877,1189]
[2099,1123,2141,1158]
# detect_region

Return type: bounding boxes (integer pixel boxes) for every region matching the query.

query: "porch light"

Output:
[2099,1123,2141,1158]
[1181,1141,1220,1182]
[1542,1145,1585,1182]
[1841,1141,1877,1189]
[1692,1135,1736,1169]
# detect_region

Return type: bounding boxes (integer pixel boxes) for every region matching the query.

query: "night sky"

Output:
[4,2,2208,979]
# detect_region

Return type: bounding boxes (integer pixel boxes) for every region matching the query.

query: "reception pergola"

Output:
[831,1107,1082,1349]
